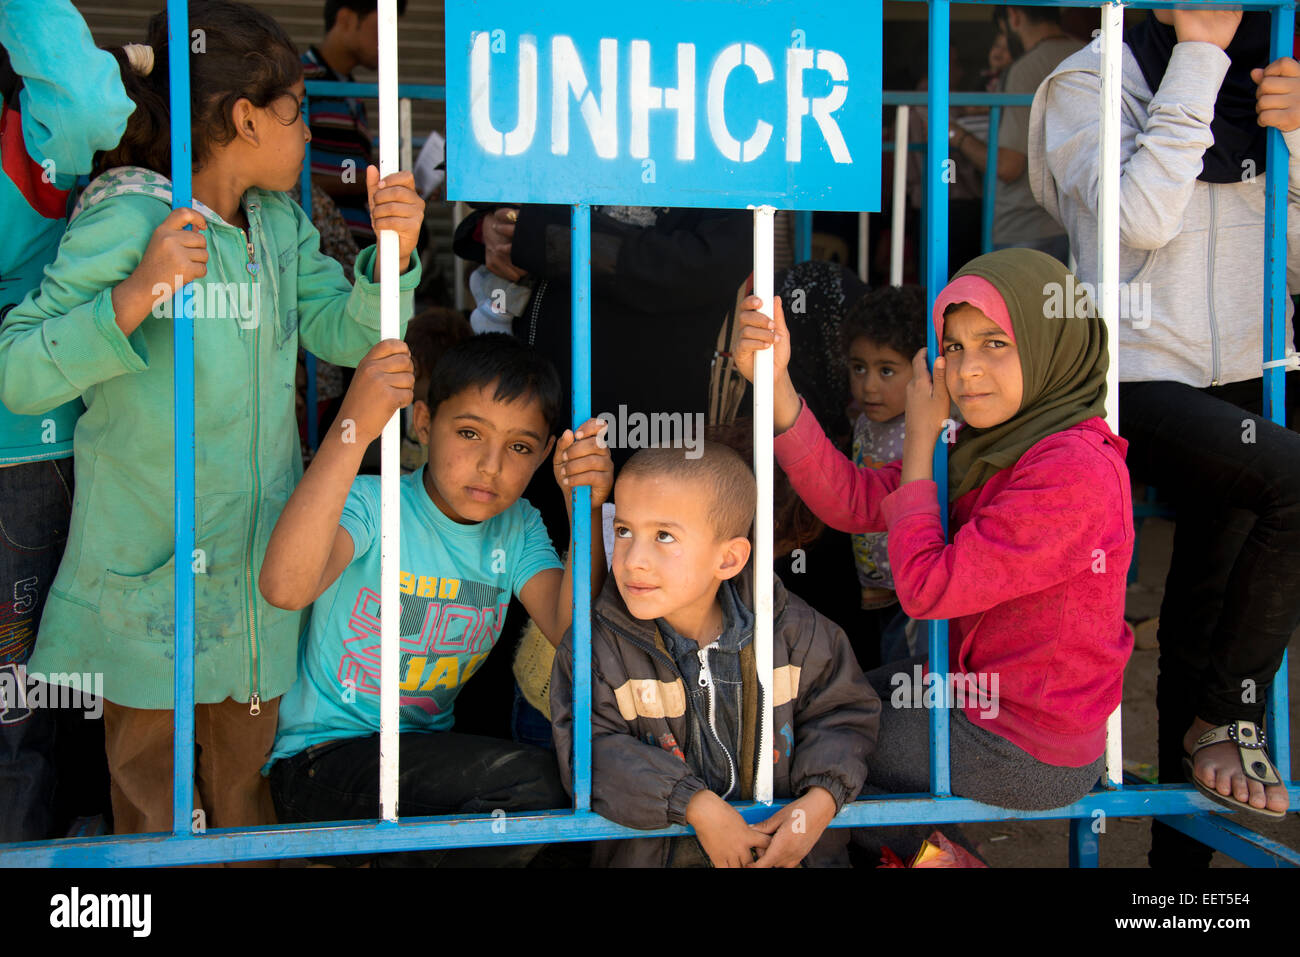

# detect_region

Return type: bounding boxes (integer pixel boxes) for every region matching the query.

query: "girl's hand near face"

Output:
[366,167,425,270]
[901,349,951,484]
[905,349,951,442]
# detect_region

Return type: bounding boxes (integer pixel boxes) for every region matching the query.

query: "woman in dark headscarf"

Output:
[1030,9,1299,864]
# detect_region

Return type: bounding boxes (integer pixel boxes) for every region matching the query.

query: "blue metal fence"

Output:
[1,0,1297,867]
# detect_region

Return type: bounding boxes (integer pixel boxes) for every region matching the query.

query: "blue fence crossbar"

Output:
[1,0,1295,869]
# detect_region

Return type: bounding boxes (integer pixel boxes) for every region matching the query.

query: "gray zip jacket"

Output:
[551,563,879,867]
[1028,41,1300,387]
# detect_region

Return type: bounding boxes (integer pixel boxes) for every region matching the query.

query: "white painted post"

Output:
[1099,0,1125,788]
[455,201,469,312]
[752,204,776,805]
[378,0,402,822]
[399,98,413,173]
[891,105,910,287]
[858,211,869,284]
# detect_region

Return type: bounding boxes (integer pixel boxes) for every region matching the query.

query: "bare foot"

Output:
[1184,718,1289,815]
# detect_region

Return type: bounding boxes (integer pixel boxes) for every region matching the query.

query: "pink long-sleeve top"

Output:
[774,400,1134,767]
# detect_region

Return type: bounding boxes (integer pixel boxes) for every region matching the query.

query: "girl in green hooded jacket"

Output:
[0,0,423,838]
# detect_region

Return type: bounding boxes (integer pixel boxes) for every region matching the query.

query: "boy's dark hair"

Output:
[841,284,928,361]
[406,307,472,402]
[427,333,564,436]
[618,441,757,542]
[95,1,303,178]
[325,0,409,32]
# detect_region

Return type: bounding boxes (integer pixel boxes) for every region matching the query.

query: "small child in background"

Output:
[843,285,928,662]
[551,442,879,868]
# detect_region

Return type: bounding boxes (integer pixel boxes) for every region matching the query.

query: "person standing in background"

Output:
[302,0,409,249]
[949,5,1079,259]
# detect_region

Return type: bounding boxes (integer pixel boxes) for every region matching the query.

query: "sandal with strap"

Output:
[1182,720,1287,820]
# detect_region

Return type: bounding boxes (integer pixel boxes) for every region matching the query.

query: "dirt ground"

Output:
[961,513,1300,867]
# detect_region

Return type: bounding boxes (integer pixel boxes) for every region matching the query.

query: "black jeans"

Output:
[0,458,74,842]
[269,731,568,867]
[1118,375,1300,867]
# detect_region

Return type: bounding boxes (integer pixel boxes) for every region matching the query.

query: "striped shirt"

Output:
[302,46,375,247]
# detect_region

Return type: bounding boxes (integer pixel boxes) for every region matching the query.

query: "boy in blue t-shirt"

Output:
[260,332,612,865]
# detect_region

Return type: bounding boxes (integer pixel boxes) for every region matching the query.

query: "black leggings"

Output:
[270,731,567,867]
[1119,374,1300,866]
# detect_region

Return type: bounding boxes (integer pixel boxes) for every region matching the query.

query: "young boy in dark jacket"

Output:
[552,442,880,867]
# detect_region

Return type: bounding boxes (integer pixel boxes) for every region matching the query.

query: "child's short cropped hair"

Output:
[618,440,756,540]
[841,284,928,360]
[428,332,564,436]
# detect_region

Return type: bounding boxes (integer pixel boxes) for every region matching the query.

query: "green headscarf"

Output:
[939,248,1109,502]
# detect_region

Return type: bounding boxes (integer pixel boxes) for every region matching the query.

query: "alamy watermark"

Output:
[1043,275,1152,330]
[0,665,103,722]
[889,663,999,719]
[151,274,260,328]
[596,404,704,459]
[50,887,150,937]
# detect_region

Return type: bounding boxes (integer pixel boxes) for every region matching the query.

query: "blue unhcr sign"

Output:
[445,0,882,211]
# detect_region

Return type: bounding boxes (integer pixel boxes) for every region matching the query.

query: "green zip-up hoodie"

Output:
[0,166,419,709]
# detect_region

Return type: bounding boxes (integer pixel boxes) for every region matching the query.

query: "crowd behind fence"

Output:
[0,0,1297,868]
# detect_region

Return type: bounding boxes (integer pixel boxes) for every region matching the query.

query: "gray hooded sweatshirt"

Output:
[1028,40,1300,388]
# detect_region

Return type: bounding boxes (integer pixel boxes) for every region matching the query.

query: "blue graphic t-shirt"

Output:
[269,466,562,764]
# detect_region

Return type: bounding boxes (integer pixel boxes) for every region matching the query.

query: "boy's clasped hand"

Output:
[685,784,838,868]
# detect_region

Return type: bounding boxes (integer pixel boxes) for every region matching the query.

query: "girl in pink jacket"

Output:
[735,248,1134,810]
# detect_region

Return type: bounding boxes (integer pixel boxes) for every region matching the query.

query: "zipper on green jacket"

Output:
[240,203,263,714]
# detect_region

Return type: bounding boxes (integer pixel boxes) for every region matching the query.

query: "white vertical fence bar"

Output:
[890,105,909,286]
[377,0,402,822]
[752,205,776,805]
[1099,0,1125,788]
[858,211,869,283]
[454,201,469,311]
[399,98,413,172]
